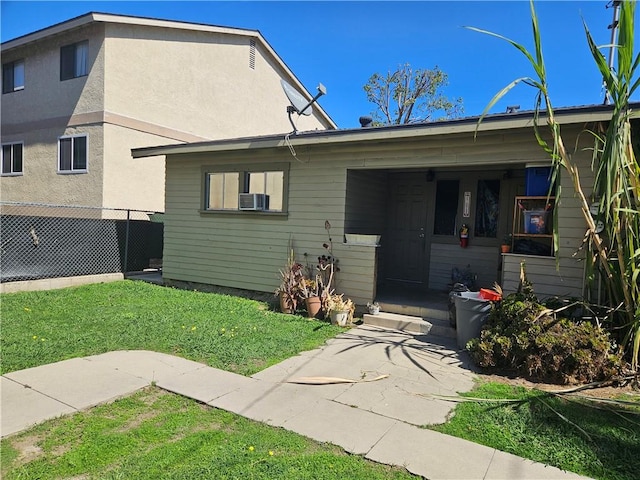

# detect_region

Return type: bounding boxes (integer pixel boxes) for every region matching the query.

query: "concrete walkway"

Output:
[1,325,588,479]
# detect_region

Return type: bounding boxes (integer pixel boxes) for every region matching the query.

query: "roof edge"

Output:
[1,11,260,50]
[1,11,337,129]
[132,102,639,159]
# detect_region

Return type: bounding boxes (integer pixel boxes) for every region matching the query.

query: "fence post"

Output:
[124,209,130,273]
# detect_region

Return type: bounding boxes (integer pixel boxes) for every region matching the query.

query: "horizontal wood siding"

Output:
[501,254,584,299]
[428,244,500,292]
[163,124,594,306]
[163,150,379,305]
[500,130,594,299]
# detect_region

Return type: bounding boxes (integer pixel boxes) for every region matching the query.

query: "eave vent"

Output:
[249,39,256,70]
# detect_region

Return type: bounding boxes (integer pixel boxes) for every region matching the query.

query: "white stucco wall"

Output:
[101,123,167,212]
[1,16,333,212]
[103,23,331,141]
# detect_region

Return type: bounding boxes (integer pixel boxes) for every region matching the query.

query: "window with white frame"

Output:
[58,135,87,173]
[204,164,288,213]
[2,59,24,93]
[1,142,23,175]
[60,41,88,81]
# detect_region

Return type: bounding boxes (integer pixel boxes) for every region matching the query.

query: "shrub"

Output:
[467,293,622,384]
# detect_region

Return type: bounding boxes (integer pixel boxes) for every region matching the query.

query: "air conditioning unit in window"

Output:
[239,193,267,211]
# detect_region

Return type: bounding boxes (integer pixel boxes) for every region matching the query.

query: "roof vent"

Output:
[506,105,520,114]
[359,115,373,127]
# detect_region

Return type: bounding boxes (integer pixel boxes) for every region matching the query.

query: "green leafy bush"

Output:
[467,293,622,384]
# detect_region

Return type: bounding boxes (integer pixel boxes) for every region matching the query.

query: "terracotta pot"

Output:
[279,292,297,314]
[500,244,511,253]
[305,296,322,318]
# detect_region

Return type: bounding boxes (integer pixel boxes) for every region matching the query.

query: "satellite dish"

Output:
[280,79,327,133]
[281,79,313,116]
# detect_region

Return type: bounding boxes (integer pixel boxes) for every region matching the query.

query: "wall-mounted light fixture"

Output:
[426,169,435,182]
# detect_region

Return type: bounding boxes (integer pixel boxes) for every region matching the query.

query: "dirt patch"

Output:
[476,371,640,400]
[9,434,45,468]
[138,386,168,406]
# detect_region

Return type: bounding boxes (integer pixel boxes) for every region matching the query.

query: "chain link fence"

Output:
[0,202,163,283]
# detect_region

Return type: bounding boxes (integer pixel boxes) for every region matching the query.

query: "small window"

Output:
[1,142,23,175]
[58,135,87,173]
[207,172,239,210]
[475,179,500,237]
[246,171,284,211]
[60,41,88,81]
[2,59,24,93]
[204,164,288,213]
[433,180,459,235]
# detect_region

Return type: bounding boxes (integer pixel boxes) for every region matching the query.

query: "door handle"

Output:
[418,233,425,238]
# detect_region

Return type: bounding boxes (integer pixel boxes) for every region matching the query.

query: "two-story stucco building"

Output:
[1,12,335,213]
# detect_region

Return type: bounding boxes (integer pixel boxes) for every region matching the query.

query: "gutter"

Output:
[132,103,635,159]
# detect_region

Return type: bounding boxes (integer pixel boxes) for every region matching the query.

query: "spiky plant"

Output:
[468,0,639,372]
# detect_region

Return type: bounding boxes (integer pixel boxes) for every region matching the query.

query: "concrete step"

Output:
[362,312,455,338]
[377,301,449,321]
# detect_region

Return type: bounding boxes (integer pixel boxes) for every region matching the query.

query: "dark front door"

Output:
[385,173,430,286]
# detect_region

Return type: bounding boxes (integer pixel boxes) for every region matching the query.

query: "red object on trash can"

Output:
[479,288,502,302]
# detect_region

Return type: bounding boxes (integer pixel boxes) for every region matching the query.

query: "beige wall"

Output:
[1,24,105,126]
[2,18,331,212]
[1,24,106,207]
[103,23,331,140]
[0,124,105,207]
[102,123,168,212]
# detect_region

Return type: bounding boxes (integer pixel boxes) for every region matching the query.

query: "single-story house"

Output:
[132,103,639,307]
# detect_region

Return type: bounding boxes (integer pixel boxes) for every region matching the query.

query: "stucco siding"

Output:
[103,23,329,141]
[0,124,104,207]
[102,123,169,212]
[1,24,106,208]
[1,24,105,126]
[2,14,333,212]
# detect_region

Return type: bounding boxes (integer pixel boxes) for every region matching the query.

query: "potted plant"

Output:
[326,293,355,327]
[367,301,381,315]
[274,252,304,314]
[501,234,512,253]
[299,275,322,318]
[301,220,341,319]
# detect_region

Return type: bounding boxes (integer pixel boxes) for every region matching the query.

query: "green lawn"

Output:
[1,387,416,480]
[429,382,640,480]
[0,280,343,376]
[2,280,639,480]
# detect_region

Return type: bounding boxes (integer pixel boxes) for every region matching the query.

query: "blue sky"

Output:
[1,1,632,128]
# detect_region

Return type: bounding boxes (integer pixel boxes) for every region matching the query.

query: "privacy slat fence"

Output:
[0,202,163,283]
